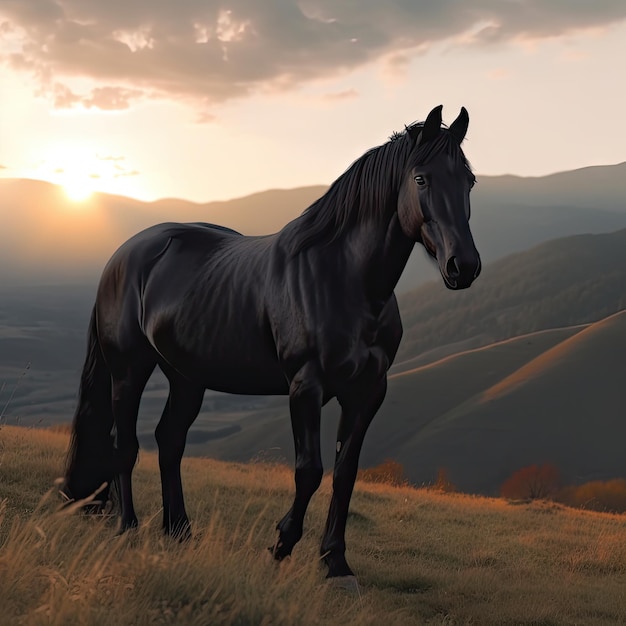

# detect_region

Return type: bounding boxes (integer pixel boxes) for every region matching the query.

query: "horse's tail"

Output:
[62,306,114,507]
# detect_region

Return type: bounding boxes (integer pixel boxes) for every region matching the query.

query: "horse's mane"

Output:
[286,123,472,255]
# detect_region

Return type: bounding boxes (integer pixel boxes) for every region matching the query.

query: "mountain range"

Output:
[1,161,626,291]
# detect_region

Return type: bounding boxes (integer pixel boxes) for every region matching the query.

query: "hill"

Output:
[2,161,626,290]
[0,178,322,285]
[397,227,626,364]
[396,309,626,494]
[1,425,626,625]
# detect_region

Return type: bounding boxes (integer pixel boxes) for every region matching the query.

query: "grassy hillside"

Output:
[1,426,626,625]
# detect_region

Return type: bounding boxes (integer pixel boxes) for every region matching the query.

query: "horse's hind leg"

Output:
[273,362,323,560]
[155,370,205,538]
[110,357,156,533]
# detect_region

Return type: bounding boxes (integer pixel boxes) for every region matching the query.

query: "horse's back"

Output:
[97,222,288,393]
[97,221,245,327]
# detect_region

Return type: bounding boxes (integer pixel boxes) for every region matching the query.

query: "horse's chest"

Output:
[276,308,376,383]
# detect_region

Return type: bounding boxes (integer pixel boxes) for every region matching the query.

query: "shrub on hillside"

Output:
[431,467,457,493]
[556,479,626,513]
[358,459,407,487]
[500,463,561,500]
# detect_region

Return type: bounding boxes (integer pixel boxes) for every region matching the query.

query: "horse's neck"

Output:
[345,212,415,305]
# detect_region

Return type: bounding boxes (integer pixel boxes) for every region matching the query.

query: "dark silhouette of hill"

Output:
[1,161,626,290]
[475,161,626,211]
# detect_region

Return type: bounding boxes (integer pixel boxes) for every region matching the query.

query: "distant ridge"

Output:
[1,160,626,289]
[398,228,626,363]
[480,311,624,402]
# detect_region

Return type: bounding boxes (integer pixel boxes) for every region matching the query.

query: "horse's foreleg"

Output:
[155,373,205,539]
[273,363,323,560]
[321,351,388,578]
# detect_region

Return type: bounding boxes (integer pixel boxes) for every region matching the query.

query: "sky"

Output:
[1,1,625,203]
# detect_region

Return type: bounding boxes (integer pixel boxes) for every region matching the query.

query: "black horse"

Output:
[63,105,481,582]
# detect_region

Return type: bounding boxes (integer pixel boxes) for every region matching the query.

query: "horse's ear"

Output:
[422,105,443,143]
[449,107,469,143]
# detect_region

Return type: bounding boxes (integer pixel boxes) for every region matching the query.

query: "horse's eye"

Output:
[414,175,427,187]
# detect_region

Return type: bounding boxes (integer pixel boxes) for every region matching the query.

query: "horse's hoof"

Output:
[327,575,360,594]
[116,519,138,536]
[265,547,285,566]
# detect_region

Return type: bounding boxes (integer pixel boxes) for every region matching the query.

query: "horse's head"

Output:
[398,105,481,290]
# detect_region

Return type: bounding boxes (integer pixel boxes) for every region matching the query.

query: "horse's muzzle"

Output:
[442,254,481,290]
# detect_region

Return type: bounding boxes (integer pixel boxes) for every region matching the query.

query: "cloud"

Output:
[47,82,141,110]
[487,68,510,80]
[1,1,625,107]
[322,88,358,102]
[385,53,412,75]
[82,86,143,110]
[97,154,125,162]
[113,169,139,179]
[51,82,81,109]
[111,162,139,178]
[95,153,138,177]
[196,111,217,124]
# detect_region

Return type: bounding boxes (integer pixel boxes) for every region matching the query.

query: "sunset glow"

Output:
[43,145,101,202]
[0,4,624,203]
[36,141,143,202]
[62,178,95,202]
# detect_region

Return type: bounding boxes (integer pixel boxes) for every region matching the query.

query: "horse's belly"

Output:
[150,321,288,395]
[194,357,289,395]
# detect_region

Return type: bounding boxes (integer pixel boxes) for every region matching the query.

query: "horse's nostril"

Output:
[446,256,461,278]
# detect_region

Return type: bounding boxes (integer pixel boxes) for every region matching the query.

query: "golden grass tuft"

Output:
[1,425,626,625]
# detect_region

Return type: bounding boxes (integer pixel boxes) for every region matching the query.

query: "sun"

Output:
[42,141,144,202]
[40,141,101,202]
[63,178,95,202]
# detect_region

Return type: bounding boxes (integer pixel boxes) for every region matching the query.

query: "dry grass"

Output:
[1,425,626,625]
